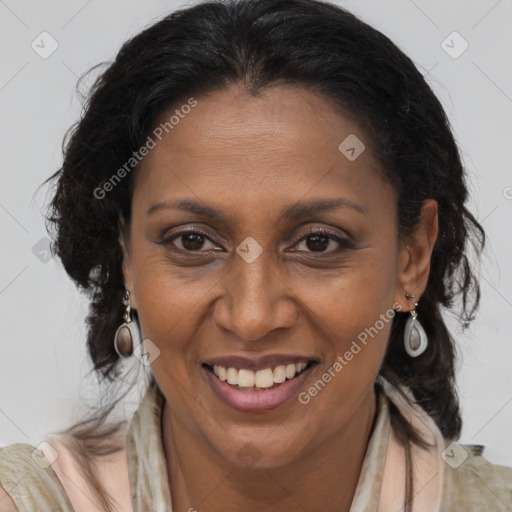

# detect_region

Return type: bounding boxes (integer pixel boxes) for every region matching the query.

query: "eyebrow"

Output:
[146,197,367,219]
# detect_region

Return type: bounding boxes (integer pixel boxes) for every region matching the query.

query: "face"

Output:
[122,84,408,469]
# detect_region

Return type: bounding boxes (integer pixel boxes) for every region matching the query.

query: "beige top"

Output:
[1,378,511,511]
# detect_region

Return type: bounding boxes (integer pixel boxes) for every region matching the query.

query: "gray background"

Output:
[1,0,511,467]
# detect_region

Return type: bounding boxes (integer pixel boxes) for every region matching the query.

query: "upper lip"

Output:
[203,354,317,372]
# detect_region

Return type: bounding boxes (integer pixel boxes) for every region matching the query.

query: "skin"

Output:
[121,83,438,512]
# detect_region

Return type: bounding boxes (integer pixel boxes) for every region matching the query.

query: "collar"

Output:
[125,377,445,512]
[126,380,172,511]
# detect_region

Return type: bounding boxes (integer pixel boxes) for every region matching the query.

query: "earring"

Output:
[114,290,141,358]
[403,300,428,357]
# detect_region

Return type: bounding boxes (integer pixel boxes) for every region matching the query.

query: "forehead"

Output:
[132,84,392,219]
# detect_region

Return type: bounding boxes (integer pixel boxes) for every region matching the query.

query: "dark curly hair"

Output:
[40,0,485,510]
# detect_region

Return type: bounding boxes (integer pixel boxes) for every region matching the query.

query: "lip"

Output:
[203,362,317,413]
[203,354,316,372]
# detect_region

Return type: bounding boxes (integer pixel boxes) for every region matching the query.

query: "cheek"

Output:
[314,282,394,378]
[301,248,397,332]
[297,283,395,423]
[298,246,398,390]
[130,251,218,360]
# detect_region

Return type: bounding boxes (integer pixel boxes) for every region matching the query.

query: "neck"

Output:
[162,386,377,512]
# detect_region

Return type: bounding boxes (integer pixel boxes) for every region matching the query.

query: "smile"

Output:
[207,361,312,389]
[202,359,318,412]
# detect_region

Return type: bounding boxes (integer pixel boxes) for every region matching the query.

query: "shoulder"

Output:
[45,431,133,512]
[1,431,133,512]
[0,477,18,512]
[441,444,512,511]
[0,442,73,511]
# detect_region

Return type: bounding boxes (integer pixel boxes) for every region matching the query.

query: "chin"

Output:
[222,440,303,470]
[203,422,311,470]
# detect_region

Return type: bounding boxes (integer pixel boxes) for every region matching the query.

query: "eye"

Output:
[160,226,353,255]
[291,227,353,254]
[161,229,221,252]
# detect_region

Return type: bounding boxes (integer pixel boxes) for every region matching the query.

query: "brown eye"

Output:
[180,232,207,251]
[292,228,353,255]
[304,233,330,252]
[162,230,219,252]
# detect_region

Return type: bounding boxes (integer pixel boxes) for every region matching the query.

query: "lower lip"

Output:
[203,364,316,413]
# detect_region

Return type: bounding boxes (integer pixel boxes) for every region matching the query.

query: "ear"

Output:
[119,216,138,309]
[393,199,438,311]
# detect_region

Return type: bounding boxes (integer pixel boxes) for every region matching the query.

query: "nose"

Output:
[211,248,298,342]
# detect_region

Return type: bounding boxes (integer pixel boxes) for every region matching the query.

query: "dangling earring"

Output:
[403,297,428,357]
[114,289,141,358]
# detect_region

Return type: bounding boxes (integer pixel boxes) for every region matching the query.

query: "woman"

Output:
[1,0,511,510]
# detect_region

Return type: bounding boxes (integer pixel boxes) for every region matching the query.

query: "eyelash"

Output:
[160,226,353,255]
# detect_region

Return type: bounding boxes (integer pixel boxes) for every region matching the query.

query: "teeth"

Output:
[209,361,311,389]
[285,363,296,379]
[238,369,255,387]
[226,367,238,385]
[255,368,274,388]
[273,365,286,383]
[218,366,227,381]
